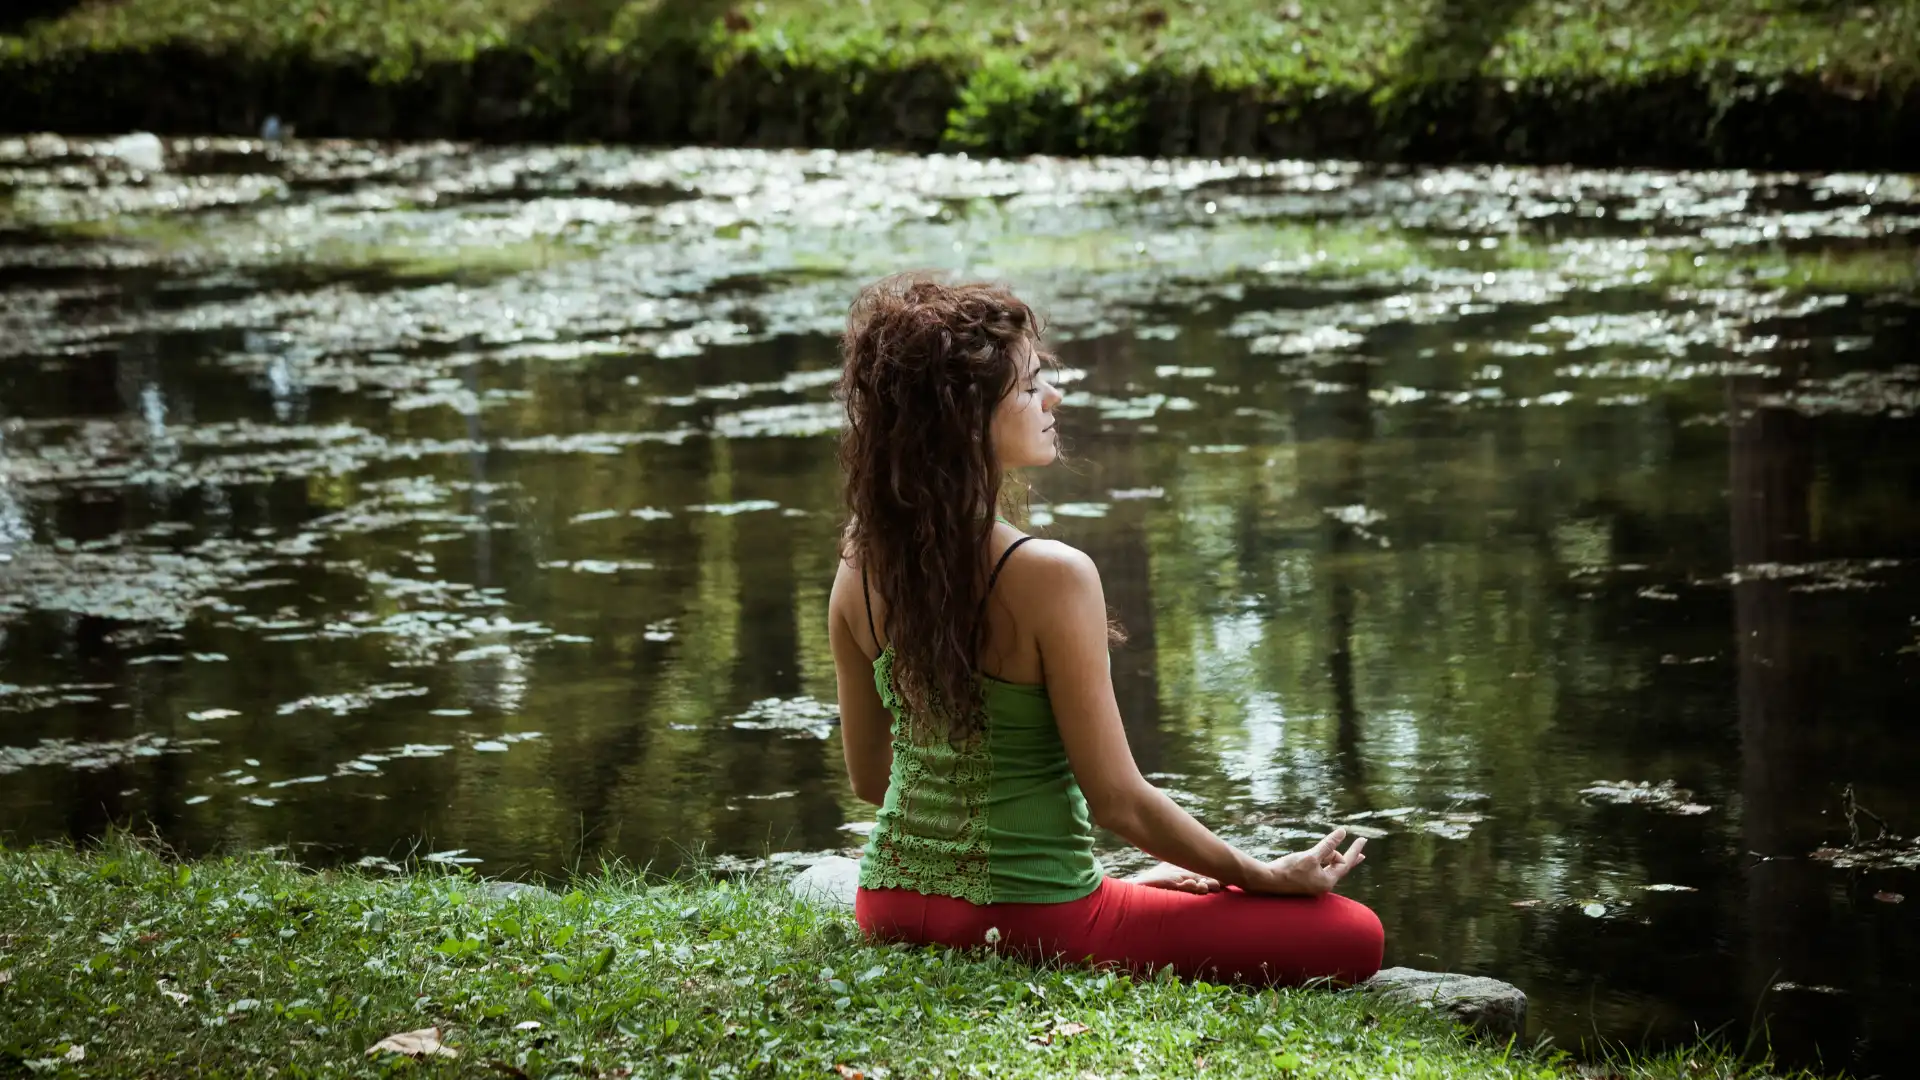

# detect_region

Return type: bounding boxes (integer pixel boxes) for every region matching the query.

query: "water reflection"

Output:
[1,141,1917,1074]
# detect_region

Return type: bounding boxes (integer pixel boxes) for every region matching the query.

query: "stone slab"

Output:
[789,855,862,911]
[1363,966,1528,1039]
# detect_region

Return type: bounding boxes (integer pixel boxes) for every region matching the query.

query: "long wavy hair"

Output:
[837,273,1047,740]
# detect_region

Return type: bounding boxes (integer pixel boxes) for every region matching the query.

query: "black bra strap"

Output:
[985,535,1035,598]
[861,566,882,653]
[863,536,1032,659]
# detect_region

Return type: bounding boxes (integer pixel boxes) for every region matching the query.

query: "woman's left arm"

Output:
[829,563,894,805]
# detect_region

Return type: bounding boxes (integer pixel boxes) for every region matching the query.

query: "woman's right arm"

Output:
[1026,542,1365,895]
[829,561,895,806]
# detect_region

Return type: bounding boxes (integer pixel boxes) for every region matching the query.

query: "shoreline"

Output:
[3,2,1917,169]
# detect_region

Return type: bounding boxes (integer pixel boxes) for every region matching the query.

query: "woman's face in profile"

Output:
[990,340,1062,469]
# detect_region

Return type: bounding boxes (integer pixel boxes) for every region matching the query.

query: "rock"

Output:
[1363,967,1528,1039]
[478,880,554,901]
[789,855,861,911]
[104,132,165,173]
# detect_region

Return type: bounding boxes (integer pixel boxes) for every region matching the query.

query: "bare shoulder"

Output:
[995,537,1103,619]
[1005,536,1095,576]
[827,544,863,618]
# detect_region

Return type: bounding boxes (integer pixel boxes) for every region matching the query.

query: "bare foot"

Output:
[1127,862,1222,894]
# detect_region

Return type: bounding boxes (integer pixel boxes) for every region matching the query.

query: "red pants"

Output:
[855,877,1384,986]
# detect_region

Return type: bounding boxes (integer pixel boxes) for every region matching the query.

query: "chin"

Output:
[1009,435,1058,469]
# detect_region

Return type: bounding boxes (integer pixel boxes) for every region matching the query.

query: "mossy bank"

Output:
[2,0,1918,169]
[0,841,1836,1079]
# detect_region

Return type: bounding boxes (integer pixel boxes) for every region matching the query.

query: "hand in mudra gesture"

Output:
[1127,828,1368,897]
[1256,827,1368,896]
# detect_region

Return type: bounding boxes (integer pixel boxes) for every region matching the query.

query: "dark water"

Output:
[2,136,1917,1074]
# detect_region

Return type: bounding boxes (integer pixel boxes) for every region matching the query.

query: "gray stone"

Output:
[478,880,554,901]
[1363,967,1528,1039]
[789,855,861,911]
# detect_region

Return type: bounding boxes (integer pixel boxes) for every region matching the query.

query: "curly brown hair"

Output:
[837,273,1048,739]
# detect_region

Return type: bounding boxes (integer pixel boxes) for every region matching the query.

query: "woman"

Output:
[827,274,1383,986]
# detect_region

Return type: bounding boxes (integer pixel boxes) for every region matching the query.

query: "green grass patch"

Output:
[9,0,1916,87]
[0,839,1832,1079]
[4,1,1917,157]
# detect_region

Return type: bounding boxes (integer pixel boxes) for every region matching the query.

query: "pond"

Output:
[1,136,1916,1074]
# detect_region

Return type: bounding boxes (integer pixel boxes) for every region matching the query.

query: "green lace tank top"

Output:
[856,538,1104,905]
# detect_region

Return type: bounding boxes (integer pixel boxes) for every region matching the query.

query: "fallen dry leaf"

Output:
[63,1045,85,1063]
[834,1066,865,1080]
[0,969,11,984]
[366,1027,458,1060]
[1875,891,1905,904]
[1030,1021,1094,1046]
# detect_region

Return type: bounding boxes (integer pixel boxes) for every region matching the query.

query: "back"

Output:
[856,648,1103,904]
[853,524,1049,686]
[848,529,1103,904]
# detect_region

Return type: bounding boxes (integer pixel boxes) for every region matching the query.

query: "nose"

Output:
[1044,383,1063,410]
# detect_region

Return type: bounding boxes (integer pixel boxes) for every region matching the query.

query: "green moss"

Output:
[53,214,591,283]
[55,204,1911,296]
[322,237,589,282]
[1657,247,1920,292]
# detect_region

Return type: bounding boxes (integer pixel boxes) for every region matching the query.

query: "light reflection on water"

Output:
[1,138,1917,1073]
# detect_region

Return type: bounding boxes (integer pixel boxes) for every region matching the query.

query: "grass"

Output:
[7,0,1917,87]
[0,838,1835,1079]
[2,1,1917,159]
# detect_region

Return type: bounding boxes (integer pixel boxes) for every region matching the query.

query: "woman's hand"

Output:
[1250,828,1368,896]
[1128,861,1223,894]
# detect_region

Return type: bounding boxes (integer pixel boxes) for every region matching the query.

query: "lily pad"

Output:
[277,683,428,716]
[1579,780,1713,816]
[732,696,840,740]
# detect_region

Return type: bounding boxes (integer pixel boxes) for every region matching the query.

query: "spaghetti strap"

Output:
[866,537,1029,657]
[985,535,1035,597]
[861,566,883,654]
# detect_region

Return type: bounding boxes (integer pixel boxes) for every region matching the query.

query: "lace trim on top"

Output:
[858,646,995,905]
